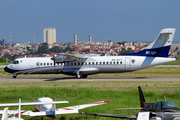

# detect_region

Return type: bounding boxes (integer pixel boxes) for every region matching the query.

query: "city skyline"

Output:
[0,0,180,44]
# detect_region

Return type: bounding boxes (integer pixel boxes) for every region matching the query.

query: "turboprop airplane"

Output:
[4,28,176,78]
[82,86,180,120]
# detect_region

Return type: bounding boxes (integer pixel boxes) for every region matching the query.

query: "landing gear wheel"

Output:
[82,75,88,78]
[76,73,82,79]
[12,74,17,78]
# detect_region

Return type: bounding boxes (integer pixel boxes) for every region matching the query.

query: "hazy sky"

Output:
[0,0,180,44]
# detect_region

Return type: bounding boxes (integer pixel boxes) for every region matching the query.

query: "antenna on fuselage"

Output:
[164,96,167,101]
[157,98,159,102]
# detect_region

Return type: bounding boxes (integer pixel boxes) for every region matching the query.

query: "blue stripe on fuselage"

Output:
[125,46,170,57]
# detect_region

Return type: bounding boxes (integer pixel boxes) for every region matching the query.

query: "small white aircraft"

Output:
[4,28,176,78]
[0,97,109,120]
[0,98,69,120]
[27,97,109,119]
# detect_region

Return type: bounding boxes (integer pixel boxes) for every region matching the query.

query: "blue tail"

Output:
[127,28,176,57]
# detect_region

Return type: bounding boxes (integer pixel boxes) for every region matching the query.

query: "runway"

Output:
[0,76,180,82]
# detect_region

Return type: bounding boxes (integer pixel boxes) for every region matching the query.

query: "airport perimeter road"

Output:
[0,65,6,68]
[0,77,180,82]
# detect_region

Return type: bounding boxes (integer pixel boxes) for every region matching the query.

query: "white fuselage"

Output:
[4,56,175,76]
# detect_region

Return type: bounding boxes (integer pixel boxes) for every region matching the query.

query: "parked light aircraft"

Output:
[82,86,180,120]
[0,98,68,120]
[27,97,109,119]
[0,97,109,120]
[4,28,176,78]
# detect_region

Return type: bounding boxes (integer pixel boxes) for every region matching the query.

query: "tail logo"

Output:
[145,51,157,55]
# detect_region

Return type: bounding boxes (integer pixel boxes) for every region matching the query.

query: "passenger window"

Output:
[85,62,87,65]
[37,63,39,66]
[44,63,46,66]
[92,62,94,65]
[113,62,116,64]
[47,63,49,65]
[117,62,119,64]
[100,62,102,65]
[50,63,52,65]
[110,62,112,64]
[78,62,80,65]
[40,63,42,66]
[103,62,105,65]
[74,62,76,65]
[96,62,98,65]
[106,62,108,65]
[89,62,91,65]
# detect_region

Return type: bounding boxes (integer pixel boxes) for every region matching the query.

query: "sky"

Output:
[0,0,180,44]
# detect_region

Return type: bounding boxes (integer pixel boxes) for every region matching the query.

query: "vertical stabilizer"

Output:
[1,107,8,120]
[127,28,176,57]
[138,86,146,108]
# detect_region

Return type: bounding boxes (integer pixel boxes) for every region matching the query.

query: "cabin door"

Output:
[125,57,131,70]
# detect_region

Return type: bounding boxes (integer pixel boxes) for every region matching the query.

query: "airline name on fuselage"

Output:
[145,51,157,55]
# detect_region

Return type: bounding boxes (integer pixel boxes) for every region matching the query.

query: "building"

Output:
[43,28,56,48]
[74,33,77,45]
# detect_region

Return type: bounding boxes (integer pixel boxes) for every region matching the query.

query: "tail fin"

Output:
[1,107,8,120]
[138,86,146,108]
[128,28,176,57]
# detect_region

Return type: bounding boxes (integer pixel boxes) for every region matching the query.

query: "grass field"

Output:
[1,82,180,120]
[0,66,180,119]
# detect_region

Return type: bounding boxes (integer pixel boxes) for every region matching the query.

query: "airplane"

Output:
[82,86,180,120]
[0,97,109,120]
[26,97,109,119]
[0,98,69,120]
[4,28,176,79]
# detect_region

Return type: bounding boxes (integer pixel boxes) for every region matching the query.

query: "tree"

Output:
[119,47,134,55]
[38,42,49,54]
[50,46,62,53]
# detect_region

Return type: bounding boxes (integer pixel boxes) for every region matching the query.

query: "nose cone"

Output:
[4,66,13,73]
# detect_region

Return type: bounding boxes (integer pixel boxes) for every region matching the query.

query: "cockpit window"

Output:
[162,101,177,109]
[12,60,19,64]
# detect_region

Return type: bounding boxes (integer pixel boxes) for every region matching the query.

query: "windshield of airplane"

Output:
[11,60,19,64]
[162,101,177,109]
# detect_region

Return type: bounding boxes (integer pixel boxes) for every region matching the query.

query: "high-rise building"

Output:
[43,28,56,48]
[74,33,77,45]
[89,34,92,43]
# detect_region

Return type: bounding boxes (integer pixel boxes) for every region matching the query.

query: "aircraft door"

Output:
[125,57,131,70]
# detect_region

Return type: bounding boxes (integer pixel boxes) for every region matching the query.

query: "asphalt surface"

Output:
[0,76,180,82]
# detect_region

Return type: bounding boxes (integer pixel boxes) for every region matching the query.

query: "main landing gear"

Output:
[75,72,88,79]
[12,74,17,78]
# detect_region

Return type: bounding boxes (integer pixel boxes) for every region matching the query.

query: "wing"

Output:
[0,110,31,116]
[55,100,110,114]
[81,112,137,119]
[115,108,143,110]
